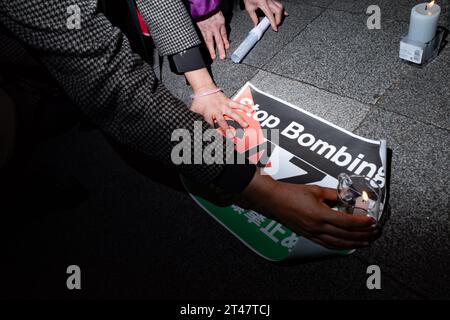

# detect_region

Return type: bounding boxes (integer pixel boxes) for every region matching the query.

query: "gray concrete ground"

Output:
[3,1,449,299]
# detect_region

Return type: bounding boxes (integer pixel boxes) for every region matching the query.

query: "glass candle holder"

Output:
[337,173,382,221]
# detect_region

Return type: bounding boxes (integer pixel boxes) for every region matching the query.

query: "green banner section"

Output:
[194,196,292,261]
[193,196,350,261]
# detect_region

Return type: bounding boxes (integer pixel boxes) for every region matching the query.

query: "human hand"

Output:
[240,171,380,249]
[243,0,288,31]
[191,89,253,136]
[196,11,229,60]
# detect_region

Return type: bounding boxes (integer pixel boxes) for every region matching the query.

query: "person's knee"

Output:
[0,88,16,169]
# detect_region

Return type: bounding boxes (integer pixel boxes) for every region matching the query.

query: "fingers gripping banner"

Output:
[184,83,388,261]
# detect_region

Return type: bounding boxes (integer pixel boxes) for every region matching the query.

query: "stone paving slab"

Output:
[376,47,450,130]
[353,108,450,298]
[284,0,335,8]
[265,9,411,104]
[249,70,370,131]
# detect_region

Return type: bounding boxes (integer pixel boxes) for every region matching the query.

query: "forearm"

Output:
[238,169,277,216]
[185,68,217,93]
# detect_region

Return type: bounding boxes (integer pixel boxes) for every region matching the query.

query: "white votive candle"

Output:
[353,191,369,216]
[408,1,441,43]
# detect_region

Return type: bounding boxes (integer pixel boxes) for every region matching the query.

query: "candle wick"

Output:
[425,5,428,10]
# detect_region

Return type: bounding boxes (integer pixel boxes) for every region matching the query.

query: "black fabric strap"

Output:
[168,45,206,74]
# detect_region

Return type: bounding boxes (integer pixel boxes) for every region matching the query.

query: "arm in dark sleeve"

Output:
[134,0,207,74]
[0,0,257,188]
[181,156,256,207]
[214,162,256,193]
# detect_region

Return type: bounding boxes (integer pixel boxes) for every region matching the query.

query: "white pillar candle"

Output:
[408,1,441,43]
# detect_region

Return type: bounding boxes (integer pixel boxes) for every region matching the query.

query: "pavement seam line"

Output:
[258,5,328,70]
[247,68,450,133]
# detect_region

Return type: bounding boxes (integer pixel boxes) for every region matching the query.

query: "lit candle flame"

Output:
[426,0,435,10]
[362,191,369,202]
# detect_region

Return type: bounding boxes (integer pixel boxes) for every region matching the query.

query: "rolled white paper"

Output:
[408,2,441,43]
[231,17,271,63]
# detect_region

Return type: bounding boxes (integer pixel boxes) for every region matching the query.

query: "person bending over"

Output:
[0,0,380,249]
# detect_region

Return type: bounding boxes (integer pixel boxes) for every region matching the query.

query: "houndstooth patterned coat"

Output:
[134,0,201,55]
[0,0,234,186]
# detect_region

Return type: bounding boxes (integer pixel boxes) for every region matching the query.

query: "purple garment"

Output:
[188,0,221,20]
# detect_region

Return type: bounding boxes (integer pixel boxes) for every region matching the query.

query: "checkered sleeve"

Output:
[135,0,201,56]
[0,0,225,184]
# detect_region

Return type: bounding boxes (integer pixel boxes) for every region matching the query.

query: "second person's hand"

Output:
[196,11,229,60]
[243,0,288,31]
